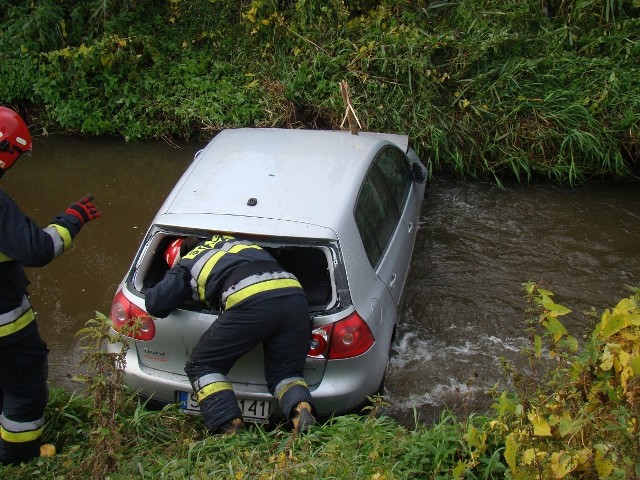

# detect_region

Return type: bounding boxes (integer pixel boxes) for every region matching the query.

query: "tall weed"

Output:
[0,1,638,182]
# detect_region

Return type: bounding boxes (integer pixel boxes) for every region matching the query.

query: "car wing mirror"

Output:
[411,163,427,184]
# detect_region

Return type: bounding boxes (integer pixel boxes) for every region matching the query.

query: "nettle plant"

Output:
[474,283,640,479]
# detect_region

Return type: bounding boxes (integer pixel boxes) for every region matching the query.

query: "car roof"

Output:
[154,128,410,238]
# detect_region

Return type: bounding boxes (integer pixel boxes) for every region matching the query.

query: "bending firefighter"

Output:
[0,107,101,465]
[145,235,317,435]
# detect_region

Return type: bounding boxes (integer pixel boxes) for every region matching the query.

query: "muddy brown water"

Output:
[3,135,639,428]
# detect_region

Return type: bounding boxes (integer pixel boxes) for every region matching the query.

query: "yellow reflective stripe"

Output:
[276,379,308,402]
[0,251,11,262]
[0,296,30,325]
[0,425,43,443]
[195,245,263,302]
[0,308,35,337]
[193,373,228,391]
[48,223,72,251]
[225,278,301,310]
[184,236,253,260]
[195,382,233,403]
[197,251,226,302]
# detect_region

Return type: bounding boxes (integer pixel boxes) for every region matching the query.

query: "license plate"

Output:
[178,391,272,424]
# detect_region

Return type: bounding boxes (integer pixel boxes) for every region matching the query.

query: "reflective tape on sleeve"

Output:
[45,224,72,255]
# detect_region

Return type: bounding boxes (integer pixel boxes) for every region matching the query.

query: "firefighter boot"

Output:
[291,402,316,434]
[215,417,244,435]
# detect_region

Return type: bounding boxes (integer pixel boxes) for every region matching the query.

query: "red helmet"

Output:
[165,238,184,267]
[0,107,32,171]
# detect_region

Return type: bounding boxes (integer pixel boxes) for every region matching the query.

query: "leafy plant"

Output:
[483,283,640,479]
[71,312,130,478]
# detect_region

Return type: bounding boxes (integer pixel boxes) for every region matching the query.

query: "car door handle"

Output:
[389,273,397,288]
[407,221,413,234]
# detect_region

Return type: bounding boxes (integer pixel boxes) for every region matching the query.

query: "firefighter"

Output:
[145,235,317,435]
[0,106,101,465]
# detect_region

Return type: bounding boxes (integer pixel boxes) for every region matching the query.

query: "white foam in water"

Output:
[388,330,531,407]
[485,334,524,352]
[391,331,526,369]
[388,378,482,409]
[390,332,433,368]
[444,341,475,356]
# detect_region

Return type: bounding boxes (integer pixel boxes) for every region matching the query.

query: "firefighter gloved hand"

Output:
[65,195,102,225]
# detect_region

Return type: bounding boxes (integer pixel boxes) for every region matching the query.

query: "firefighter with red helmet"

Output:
[145,235,317,435]
[0,107,102,464]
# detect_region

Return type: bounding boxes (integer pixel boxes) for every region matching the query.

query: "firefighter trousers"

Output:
[184,293,315,432]
[0,329,49,465]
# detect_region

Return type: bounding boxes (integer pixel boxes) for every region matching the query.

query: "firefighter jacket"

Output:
[145,235,304,318]
[0,189,83,346]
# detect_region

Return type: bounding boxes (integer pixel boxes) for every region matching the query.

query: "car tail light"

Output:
[111,289,156,341]
[307,312,375,360]
[308,324,331,358]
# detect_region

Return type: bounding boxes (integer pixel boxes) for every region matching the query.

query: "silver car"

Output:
[109,128,427,424]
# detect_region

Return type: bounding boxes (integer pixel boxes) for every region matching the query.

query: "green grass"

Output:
[1,0,638,185]
[0,389,494,479]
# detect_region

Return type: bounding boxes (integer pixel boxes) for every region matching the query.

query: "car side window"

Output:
[355,165,399,267]
[374,146,412,213]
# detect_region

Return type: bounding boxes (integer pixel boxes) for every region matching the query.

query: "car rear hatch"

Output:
[127,230,344,391]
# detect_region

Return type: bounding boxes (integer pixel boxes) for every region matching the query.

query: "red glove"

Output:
[66,195,102,224]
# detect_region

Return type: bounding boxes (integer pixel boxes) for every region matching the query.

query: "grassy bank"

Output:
[1,1,639,184]
[0,284,638,479]
[3,389,499,479]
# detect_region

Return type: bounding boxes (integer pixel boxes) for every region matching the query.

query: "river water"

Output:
[3,135,639,428]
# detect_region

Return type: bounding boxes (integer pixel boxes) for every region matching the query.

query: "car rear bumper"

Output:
[109,338,387,418]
